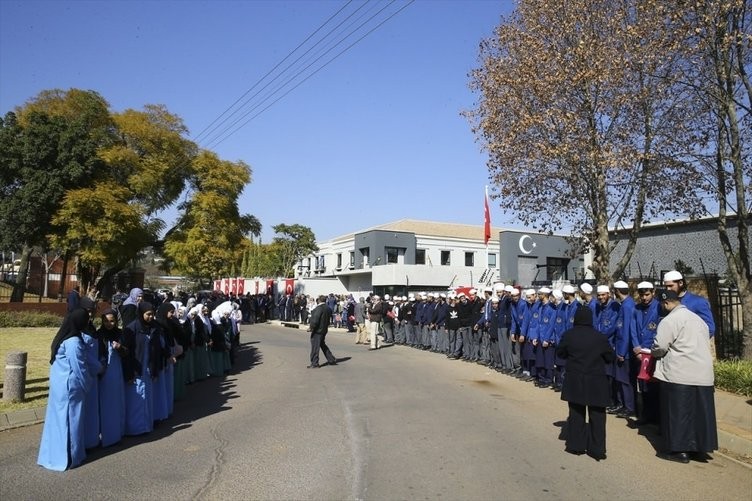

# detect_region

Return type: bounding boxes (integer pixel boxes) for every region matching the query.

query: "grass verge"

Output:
[0,328,55,412]
[714,359,752,397]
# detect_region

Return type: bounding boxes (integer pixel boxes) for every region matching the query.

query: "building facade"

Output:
[294,220,587,297]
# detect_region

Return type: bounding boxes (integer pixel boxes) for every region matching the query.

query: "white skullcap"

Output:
[504,285,515,293]
[493,283,505,291]
[458,292,466,298]
[596,285,610,294]
[580,283,593,294]
[637,281,654,290]
[402,295,408,301]
[428,292,435,298]
[439,293,446,298]
[372,295,380,299]
[491,296,500,303]
[552,289,563,299]
[384,294,390,300]
[538,287,552,294]
[613,280,629,289]
[562,285,576,294]
[448,293,456,299]
[510,288,520,296]
[663,270,683,282]
[469,288,478,295]
[388,301,394,305]
[483,287,493,293]
[409,296,416,301]
[525,289,536,296]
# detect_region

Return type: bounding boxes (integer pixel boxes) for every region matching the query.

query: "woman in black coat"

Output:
[556,306,615,460]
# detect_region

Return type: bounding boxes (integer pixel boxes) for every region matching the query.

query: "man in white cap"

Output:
[579,282,598,317]
[520,289,539,381]
[467,288,483,362]
[534,287,557,387]
[402,295,416,346]
[663,270,716,339]
[475,287,495,365]
[611,280,636,418]
[595,284,620,411]
[631,281,661,425]
[446,293,461,358]
[432,293,449,353]
[496,285,516,372]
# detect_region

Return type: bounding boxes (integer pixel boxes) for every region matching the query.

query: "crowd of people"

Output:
[38,270,718,470]
[38,288,243,471]
[333,270,718,463]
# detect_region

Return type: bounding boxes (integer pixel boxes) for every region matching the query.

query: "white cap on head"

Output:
[440,293,446,298]
[538,287,552,294]
[493,283,505,291]
[562,285,576,294]
[491,296,500,303]
[580,283,593,294]
[525,289,536,296]
[613,280,629,289]
[402,295,408,301]
[409,296,416,301]
[388,301,394,305]
[663,270,683,282]
[384,294,390,300]
[552,289,563,299]
[504,285,514,293]
[510,288,520,296]
[428,292,435,298]
[408,293,415,299]
[372,295,380,299]
[483,287,493,293]
[637,281,654,290]
[458,292,466,298]
[596,285,610,294]
[469,288,478,295]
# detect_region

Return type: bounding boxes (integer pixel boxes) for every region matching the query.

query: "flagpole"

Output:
[484,185,489,286]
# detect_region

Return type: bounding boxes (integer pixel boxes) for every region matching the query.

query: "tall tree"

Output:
[676,0,751,357]
[466,0,701,281]
[272,224,318,278]
[0,89,113,300]
[163,150,254,282]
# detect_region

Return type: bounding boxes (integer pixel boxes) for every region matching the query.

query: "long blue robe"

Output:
[37,336,89,471]
[151,332,169,422]
[99,341,125,447]
[81,332,103,449]
[124,331,153,436]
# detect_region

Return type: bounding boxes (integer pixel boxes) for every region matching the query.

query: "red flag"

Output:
[266,279,275,294]
[484,187,491,245]
[237,278,245,295]
[285,278,294,295]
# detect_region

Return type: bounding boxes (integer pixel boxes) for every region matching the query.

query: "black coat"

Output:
[556,324,615,407]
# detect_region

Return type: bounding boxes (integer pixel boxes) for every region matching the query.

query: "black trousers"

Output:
[566,403,606,457]
[310,333,336,366]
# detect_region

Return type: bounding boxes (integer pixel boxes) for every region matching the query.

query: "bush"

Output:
[715,359,752,397]
[0,311,64,328]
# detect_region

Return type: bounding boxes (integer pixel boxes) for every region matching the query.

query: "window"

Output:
[360,247,369,266]
[441,250,451,266]
[488,253,497,268]
[336,253,342,270]
[465,252,474,267]
[416,249,426,265]
[349,251,355,268]
[318,256,325,271]
[386,247,400,264]
[546,257,569,281]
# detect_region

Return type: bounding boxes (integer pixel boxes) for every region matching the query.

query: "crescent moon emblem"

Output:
[519,235,534,254]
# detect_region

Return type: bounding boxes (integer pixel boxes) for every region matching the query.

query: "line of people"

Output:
[350,270,717,463]
[37,288,243,471]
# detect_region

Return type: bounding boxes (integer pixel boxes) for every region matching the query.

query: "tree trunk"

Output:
[57,251,70,302]
[9,245,33,302]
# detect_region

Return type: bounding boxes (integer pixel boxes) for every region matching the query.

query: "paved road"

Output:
[1,323,750,500]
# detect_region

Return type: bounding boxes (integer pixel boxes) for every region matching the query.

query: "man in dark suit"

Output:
[556,306,615,461]
[307,295,337,368]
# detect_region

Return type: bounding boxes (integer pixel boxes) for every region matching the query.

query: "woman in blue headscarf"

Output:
[37,309,91,471]
[119,287,143,329]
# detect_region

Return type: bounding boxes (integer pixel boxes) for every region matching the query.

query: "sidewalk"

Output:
[2,322,750,465]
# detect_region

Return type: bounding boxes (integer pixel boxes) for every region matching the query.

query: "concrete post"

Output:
[4,351,28,402]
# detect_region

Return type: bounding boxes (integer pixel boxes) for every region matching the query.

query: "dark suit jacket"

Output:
[556,325,615,407]
[309,303,331,335]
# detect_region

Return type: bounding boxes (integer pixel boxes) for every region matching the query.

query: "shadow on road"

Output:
[83,341,262,466]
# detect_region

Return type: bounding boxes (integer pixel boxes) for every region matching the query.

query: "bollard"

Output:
[4,351,28,402]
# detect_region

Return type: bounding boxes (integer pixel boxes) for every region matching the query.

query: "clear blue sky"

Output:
[0,0,520,243]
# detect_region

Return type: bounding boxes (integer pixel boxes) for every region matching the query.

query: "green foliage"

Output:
[272,224,318,277]
[0,311,64,328]
[714,359,752,397]
[673,259,695,276]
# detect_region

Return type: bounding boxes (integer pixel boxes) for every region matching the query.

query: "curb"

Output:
[0,406,45,432]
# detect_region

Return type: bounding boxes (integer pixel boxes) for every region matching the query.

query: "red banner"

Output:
[214,280,220,291]
[266,279,274,294]
[284,278,294,295]
[484,187,491,245]
[237,278,245,295]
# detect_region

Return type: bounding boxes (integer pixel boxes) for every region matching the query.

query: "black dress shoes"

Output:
[306,364,320,369]
[658,451,690,464]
